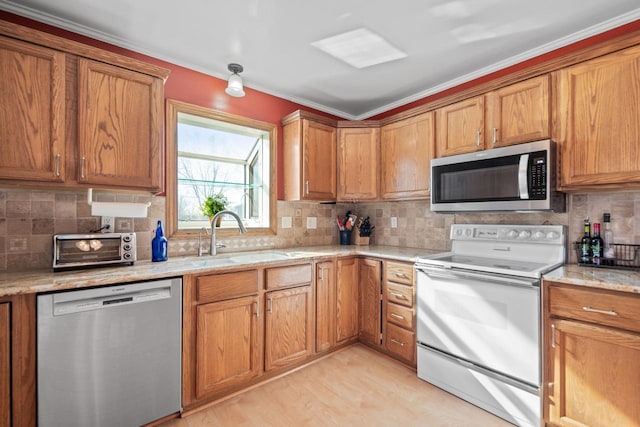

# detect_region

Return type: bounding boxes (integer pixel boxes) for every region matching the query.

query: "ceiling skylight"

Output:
[311,28,407,69]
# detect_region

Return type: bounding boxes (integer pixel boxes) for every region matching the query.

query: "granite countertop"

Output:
[0,245,437,297]
[543,264,640,294]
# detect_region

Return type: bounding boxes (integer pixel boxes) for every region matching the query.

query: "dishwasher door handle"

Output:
[52,282,174,315]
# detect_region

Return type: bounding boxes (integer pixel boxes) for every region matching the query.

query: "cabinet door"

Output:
[77,58,163,191]
[556,44,640,189]
[0,36,66,182]
[359,258,382,346]
[196,296,261,399]
[337,127,379,201]
[302,119,337,200]
[436,95,484,157]
[547,319,640,427]
[380,112,433,200]
[0,303,9,427]
[336,258,359,343]
[316,261,336,353]
[485,75,550,148]
[265,285,314,371]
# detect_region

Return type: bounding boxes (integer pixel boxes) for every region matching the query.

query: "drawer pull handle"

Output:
[390,313,405,320]
[390,292,406,299]
[393,272,408,278]
[391,338,405,347]
[582,306,618,316]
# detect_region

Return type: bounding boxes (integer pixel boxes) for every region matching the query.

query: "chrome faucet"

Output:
[209,210,247,256]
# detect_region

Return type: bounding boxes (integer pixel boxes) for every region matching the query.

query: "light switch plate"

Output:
[281,216,292,229]
[390,217,398,228]
[306,217,317,229]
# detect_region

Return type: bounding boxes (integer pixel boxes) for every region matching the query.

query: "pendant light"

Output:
[225,63,245,97]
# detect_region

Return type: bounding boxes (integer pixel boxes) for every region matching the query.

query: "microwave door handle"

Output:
[518,153,529,199]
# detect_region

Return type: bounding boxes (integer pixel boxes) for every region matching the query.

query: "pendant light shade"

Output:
[225,63,245,97]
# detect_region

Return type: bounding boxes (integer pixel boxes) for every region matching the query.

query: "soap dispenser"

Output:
[152,220,168,262]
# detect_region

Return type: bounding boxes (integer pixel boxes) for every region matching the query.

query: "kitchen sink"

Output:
[227,252,293,263]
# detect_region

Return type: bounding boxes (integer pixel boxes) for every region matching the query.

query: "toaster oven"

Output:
[53,233,137,270]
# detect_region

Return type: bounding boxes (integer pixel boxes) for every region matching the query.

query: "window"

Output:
[166,100,277,237]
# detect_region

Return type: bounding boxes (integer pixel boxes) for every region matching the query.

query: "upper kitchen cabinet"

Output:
[337,124,379,201]
[282,110,337,201]
[0,20,169,192]
[555,44,640,190]
[0,35,66,183]
[380,112,434,200]
[485,75,550,148]
[77,59,164,191]
[435,95,484,157]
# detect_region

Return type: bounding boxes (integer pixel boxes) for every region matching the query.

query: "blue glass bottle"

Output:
[152,220,168,262]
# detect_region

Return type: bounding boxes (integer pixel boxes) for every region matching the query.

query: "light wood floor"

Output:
[163,344,513,427]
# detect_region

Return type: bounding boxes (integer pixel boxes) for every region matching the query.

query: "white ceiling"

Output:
[2,0,639,119]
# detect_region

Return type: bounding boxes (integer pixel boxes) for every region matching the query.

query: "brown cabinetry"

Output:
[282,111,337,201]
[336,257,359,343]
[0,294,36,427]
[544,282,640,427]
[383,261,416,365]
[315,260,336,353]
[0,21,169,192]
[264,263,314,371]
[437,76,550,157]
[436,95,484,157]
[0,35,66,183]
[555,44,640,190]
[184,269,262,405]
[359,258,382,346]
[337,126,379,201]
[485,75,550,148]
[77,58,163,191]
[380,112,434,200]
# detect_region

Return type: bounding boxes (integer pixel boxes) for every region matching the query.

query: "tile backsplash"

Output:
[2,186,640,272]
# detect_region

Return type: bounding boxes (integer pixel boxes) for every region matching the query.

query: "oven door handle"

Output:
[417,267,539,288]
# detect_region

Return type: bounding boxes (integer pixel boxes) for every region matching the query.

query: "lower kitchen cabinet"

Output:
[316,260,336,352]
[0,294,36,427]
[383,261,416,365]
[359,258,382,346]
[336,257,359,343]
[195,295,261,399]
[545,281,640,427]
[183,269,261,406]
[265,284,314,371]
[1,303,9,427]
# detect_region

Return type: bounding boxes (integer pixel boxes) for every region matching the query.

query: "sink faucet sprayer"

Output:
[198,210,246,256]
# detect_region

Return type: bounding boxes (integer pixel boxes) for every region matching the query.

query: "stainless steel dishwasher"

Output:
[37,277,182,427]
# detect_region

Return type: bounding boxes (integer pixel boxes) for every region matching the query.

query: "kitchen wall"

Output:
[2,186,640,272]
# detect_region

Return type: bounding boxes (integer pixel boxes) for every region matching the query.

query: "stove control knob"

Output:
[533,230,545,240]
[546,231,559,240]
[507,230,519,239]
[464,228,473,237]
[518,230,531,239]
[455,228,463,237]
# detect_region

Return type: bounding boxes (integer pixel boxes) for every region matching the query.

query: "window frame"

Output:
[165,99,277,238]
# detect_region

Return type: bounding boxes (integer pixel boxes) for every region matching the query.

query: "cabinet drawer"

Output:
[386,283,413,308]
[386,302,414,330]
[385,261,413,285]
[549,285,640,333]
[265,263,312,290]
[385,322,416,363]
[197,270,259,303]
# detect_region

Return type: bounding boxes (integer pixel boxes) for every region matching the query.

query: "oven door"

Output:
[416,265,540,386]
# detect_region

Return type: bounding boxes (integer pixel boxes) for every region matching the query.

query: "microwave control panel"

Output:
[528,151,547,199]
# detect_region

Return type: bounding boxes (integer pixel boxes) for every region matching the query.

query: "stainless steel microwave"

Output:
[430,139,565,212]
[53,233,136,270]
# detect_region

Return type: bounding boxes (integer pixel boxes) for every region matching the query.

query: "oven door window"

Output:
[433,154,521,203]
[57,238,122,264]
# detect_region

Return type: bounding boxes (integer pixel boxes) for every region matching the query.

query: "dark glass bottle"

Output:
[152,220,168,262]
[579,217,591,264]
[590,222,604,266]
